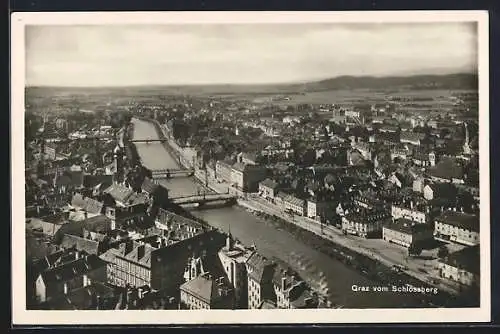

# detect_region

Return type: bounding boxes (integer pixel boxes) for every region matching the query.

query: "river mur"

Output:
[131,117,426,308]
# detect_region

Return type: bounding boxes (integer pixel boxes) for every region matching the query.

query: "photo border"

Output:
[10,10,491,325]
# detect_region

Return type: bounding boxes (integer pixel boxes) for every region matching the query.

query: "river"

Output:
[131,118,426,308]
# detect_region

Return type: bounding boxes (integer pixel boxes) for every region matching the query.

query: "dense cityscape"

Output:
[24,74,481,310]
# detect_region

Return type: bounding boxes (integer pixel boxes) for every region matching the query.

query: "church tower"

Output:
[463,122,472,155]
[113,145,124,184]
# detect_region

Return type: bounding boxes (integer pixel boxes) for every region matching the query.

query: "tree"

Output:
[408,243,422,257]
[438,246,449,259]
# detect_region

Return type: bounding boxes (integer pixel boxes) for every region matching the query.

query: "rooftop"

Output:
[435,210,479,232]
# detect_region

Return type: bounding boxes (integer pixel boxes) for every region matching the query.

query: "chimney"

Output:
[410,201,414,210]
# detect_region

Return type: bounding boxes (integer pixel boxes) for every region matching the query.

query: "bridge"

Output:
[151,168,195,179]
[130,139,169,144]
[170,193,238,206]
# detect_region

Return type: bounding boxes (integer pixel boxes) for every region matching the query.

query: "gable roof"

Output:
[104,184,134,204]
[180,273,232,304]
[246,252,276,283]
[141,177,159,194]
[71,193,104,214]
[60,234,100,255]
[40,254,107,285]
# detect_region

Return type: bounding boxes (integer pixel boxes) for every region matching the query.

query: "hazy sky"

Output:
[25,23,478,87]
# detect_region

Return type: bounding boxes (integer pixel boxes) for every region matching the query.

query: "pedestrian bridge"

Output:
[151,168,195,179]
[170,193,238,206]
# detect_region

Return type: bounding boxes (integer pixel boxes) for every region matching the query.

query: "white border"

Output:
[11,11,491,325]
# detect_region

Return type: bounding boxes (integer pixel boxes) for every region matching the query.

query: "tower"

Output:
[463,122,471,155]
[428,151,436,167]
[113,145,124,184]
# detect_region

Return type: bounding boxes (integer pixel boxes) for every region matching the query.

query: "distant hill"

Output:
[26,73,478,97]
[298,73,478,92]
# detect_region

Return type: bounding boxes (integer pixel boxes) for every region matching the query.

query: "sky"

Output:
[25,23,478,87]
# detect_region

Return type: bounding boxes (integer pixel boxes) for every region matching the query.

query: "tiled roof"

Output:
[104,184,134,204]
[82,215,113,233]
[259,178,278,189]
[440,245,480,275]
[141,177,159,194]
[180,273,232,305]
[246,252,275,283]
[26,218,63,236]
[40,254,106,285]
[435,210,479,232]
[71,193,104,214]
[60,234,100,255]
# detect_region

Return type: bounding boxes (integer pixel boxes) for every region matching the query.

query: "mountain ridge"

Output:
[25,72,478,93]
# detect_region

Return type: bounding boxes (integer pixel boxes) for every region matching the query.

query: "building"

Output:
[412,150,436,167]
[434,210,479,246]
[246,252,276,309]
[215,159,234,183]
[283,194,306,216]
[412,176,426,193]
[423,183,457,201]
[382,218,434,248]
[99,228,226,294]
[218,234,254,309]
[259,178,279,200]
[34,251,107,304]
[180,273,234,309]
[439,245,479,287]
[306,197,329,220]
[391,201,429,224]
[272,268,319,309]
[231,162,268,192]
[341,208,391,238]
[428,158,465,184]
[400,132,425,146]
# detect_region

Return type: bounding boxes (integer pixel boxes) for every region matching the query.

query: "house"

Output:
[59,234,102,256]
[423,183,457,201]
[412,149,436,167]
[99,229,226,294]
[259,178,279,200]
[382,218,434,248]
[283,194,306,216]
[70,193,104,216]
[306,197,329,220]
[141,177,169,204]
[391,201,429,224]
[434,210,479,246]
[215,159,234,183]
[341,208,391,238]
[218,234,255,309]
[439,245,480,287]
[230,162,268,192]
[428,158,465,184]
[240,151,259,166]
[272,267,319,309]
[400,132,425,146]
[246,252,276,309]
[412,176,427,193]
[34,252,107,304]
[390,147,410,162]
[180,272,234,309]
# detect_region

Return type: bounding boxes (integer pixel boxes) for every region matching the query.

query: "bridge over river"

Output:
[131,117,427,308]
